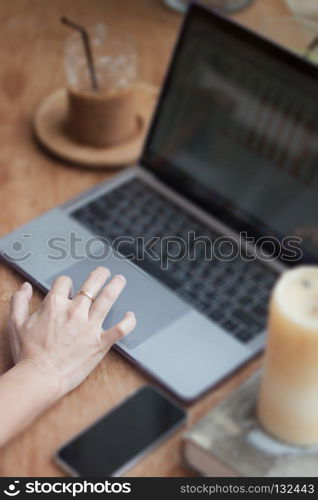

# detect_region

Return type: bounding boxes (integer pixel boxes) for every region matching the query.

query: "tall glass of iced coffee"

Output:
[64,24,137,147]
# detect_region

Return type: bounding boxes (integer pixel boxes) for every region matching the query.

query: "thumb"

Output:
[101,312,136,348]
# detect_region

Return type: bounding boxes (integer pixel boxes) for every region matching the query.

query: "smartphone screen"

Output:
[56,386,186,476]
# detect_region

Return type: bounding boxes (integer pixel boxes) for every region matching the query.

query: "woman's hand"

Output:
[8,266,136,399]
[0,266,136,447]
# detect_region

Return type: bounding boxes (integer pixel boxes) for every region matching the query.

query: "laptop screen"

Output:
[142,3,318,264]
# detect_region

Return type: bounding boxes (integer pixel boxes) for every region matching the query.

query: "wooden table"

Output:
[0,0,291,477]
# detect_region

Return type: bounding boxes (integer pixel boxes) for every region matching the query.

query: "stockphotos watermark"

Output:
[2,231,303,269]
[3,480,131,496]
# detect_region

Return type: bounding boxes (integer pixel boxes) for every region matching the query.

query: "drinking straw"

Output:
[61,17,99,91]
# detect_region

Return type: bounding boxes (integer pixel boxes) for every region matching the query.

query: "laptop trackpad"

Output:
[47,256,188,349]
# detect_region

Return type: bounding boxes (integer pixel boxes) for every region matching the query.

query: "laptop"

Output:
[1,3,317,402]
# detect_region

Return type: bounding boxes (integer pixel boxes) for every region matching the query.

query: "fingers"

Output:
[72,267,110,312]
[10,282,33,328]
[101,311,136,347]
[49,275,73,298]
[90,274,126,322]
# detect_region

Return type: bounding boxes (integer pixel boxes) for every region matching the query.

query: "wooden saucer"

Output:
[33,83,159,168]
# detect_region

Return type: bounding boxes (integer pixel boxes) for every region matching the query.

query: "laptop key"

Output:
[251,303,268,317]
[208,310,224,322]
[222,318,239,333]
[235,330,254,343]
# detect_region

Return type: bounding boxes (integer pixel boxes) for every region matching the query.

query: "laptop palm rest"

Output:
[47,254,188,349]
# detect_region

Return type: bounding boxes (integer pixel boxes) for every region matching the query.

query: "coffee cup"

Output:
[64,24,137,148]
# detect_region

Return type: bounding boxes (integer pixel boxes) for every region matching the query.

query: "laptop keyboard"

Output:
[71,178,278,344]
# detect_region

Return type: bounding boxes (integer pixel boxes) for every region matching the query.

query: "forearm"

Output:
[0,360,61,447]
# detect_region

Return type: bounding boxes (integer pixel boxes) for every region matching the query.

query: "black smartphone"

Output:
[55,385,186,476]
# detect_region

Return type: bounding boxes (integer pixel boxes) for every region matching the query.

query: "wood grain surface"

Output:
[0,0,290,477]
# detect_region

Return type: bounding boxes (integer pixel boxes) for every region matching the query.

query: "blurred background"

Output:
[1,0,318,478]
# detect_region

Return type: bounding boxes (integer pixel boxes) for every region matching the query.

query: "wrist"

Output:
[12,359,63,404]
[0,359,62,447]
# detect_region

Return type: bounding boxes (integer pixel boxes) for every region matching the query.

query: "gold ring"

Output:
[77,290,95,302]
